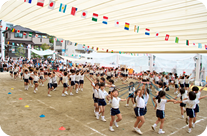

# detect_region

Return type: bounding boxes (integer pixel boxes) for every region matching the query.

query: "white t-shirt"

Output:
[175,79,178,84]
[48,77,52,83]
[70,75,75,81]
[195,91,201,104]
[24,73,30,79]
[185,79,190,84]
[183,99,197,109]
[52,76,57,84]
[98,89,108,99]
[63,76,68,83]
[75,74,80,81]
[111,97,121,109]
[179,79,184,84]
[144,94,149,106]
[177,90,188,100]
[94,88,99,98]
[109,84,116,92]
[155,76,159,82]
[129,87,135,94]
[80,74,84,80]
[156,99,167,110]
[33,75,39,81]
[136,96,145,108]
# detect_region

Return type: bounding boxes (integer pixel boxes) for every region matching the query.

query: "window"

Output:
[38,35,42,38]
[40,38,42,42]
[6,23,13,28]
[5,33,8,39]
[56,41,62,46]
[25,33,27,38]
[14,32,23,38]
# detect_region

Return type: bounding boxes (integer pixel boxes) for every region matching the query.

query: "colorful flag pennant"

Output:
[145,28,150,35]
[115,20,119,27]
[102,16,108,25]
[37,0,44,7]
[81,10,87,18]
[111,50,113,53]
[6,27,9,30]
[106,49,108,52]
[75,43,78,46]
[205,45,207,50]
[134,25,139,33]
[7,41,9,44]
[0,25,2,28]
[193,42,196,47]
[124,22,129,30]
[119,51,121,54]
[87,46,89,48]
[59,3,67,13]
[71,7,78,16]
[17,30,20,33]
[12,28,15,32]
[92,47,94,49]
[23,32,26,35]
[175,37,179,43]
[165,34,169,41]
[29,32,32,37]
[24,0,32,4]
[186,40,189,46]
[92,13,98,22]
[198,43,202,48]
[155,32,159,38]
[35,34,38,38]
[48,0,55,10]
[61,40,63,43]
[96,47,99,51]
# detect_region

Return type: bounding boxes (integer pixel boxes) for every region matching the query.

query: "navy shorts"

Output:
[98,99,107,106]
[34,81,38,84]
[80,80,84,84]
[24,79,29,83]
[63,83,69,88]
[10,71,13,74]
[155,81,159,84]
[180,84,184,88]
[29,77,33,80]
[165,87,169,91]
[59,77,63,81]
[48,83,53,89]
[186,108,195,118]
[126,74,128,77]
[20,73,23,76]
[175,84,178,88]
[156,110,165,119]
[163,82,166,86]
[106,76,111,80]
[185,84,189,88]
[87,70,90,73]
[115,74,118,77]
[94,98,99,103]
[90,73,93,75]
[44,72,47,75]
[111,108,120,116]
[40,76,43,80]
[75,81,79,84]
[71,81,75,86]
[128,93,134,98]
[144,106,147,115]
[180,103,186,107]
[14,72,17,75]
[194,104,199,113]
[53,83,57,88]
[100,73,104,76]
[134,107,145,117]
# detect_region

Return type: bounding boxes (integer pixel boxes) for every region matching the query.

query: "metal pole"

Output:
[195,53,200,85]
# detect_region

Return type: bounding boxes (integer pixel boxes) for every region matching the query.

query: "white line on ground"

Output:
[168,117,207,136]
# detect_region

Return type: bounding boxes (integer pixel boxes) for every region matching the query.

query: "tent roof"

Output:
[1,0,207,53]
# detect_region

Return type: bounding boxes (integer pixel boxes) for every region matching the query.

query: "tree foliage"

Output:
[15,47,25,57]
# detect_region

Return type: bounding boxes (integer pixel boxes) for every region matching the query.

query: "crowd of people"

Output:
[1,56,207,135]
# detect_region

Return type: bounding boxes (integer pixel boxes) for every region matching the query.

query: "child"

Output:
[69,70,76,95]
[133,86,146,135]
[29,69,34,87]
[33,71,39,94]
[39,68,44,86]
[174,88,188,119]
[174,76,179,94]
[123,82,136,107]
[75,71,80,94]
[62,72,70,97]
[13,65,18,80]
[97,83,110,121]
[109,89,126,132]
[105,79,116,104]
[47,73,54,97]
[58,69,63,85]
[23,69,30,90]
[79,71,85,91]
[151,91,176,134]
[52,71,58,91]
[9,66,13,78]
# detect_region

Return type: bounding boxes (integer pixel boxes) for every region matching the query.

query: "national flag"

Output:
[193,42,196,47]
[175,37,179,43]
[81,11,87,18]
[6,27,9,30]
[83,46,85,48]
[198,43,202,48]
[124,22,129,30]
[186,40,189,46]
[7,41,9,44]
[12,28,15,32]
[165,34,169,41]
[96,47,99,51]
[92,47,94,49]
[59,3,67,13]
[134,25,139,33]
[35,34,38,38]
[17,30,20,33]
[92,13,98,22]
[37,0,44,7]
[23,32,26,35]
[29,32,32,37]
[155,32,159,38]
[75,43,78,46]
[102,16,108,24]
[71,7,78,16]
[24,0,32,4]
[111,50,113,53]
[0,25,2,28]
[87,46,89,48]
[83,44,85,47]
[145,28,150,35]
[61,40,63,43]
[106,49,108,52]
[114,20,119,27]
[119,51,121,54]
[48,0,55,10]
[205,45,207,50]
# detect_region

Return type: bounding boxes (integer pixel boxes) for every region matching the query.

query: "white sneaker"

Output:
[151,125,156,131]
[135,128,143,135]
[96,114,100,120]
[192,123,195,128]
[31,85,33,87]
[76,90,78,94]
[181,115,184,119]
[133,104,136,107]
[62,94,66,97]
[70,92,74,96]
[33,90,36,94]
[188,129,191,133]
[81,88,83,91]
[158,130,165,134]
[125,104,129,107]
[53,88,56,91]
[114,121,119,128]
[48,94,51,97]
[36,88,38,91]
[42,84,44,86]
[109,126,114,132]
[101,118,106,122]
[65,91,68,95]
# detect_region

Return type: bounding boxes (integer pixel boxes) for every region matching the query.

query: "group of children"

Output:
[8,62,207,134]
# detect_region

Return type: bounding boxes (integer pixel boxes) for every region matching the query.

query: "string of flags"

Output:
[21,0,207,52]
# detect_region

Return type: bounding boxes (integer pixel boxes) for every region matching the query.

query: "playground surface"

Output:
[0,73,207,136]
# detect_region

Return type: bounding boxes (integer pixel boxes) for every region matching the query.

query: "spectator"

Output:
[3,62,8,71]
[0,62,3,72]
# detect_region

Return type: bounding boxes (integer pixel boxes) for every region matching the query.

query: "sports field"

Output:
[0,73,206,136]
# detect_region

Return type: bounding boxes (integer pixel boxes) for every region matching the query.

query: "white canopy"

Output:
[1,0,207,53]
[31,49,54,56]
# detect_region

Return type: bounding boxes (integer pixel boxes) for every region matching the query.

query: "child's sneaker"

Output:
[48,94,51,97]
[62,94,66,97]
[96,114,100,120]
[36,88,38,91]
[114,121,119,128]
[192,123,195,128]
[158,130,165,134]
[65,91,68,95]
[133,104,136,107]
[135,128,143,135]
[109,126,114,132]
[33,90,36,94]
[70,92,74,96]
[101,116,106,122]
[188,129,191,133]
[76,90,78,94]
[42,84,44,86]
[151,125,156,131]
[125,104,129,107]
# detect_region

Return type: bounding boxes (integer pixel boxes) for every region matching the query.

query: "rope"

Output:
[125,83,142,99]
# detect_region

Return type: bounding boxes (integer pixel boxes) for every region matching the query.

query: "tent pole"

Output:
[149,55,153,72]
[28,44,31,60]
[195,53,200,85]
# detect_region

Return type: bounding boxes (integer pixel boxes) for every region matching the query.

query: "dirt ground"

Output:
[0,72,207,136]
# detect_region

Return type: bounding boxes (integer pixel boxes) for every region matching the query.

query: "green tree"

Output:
[15,47,25,57]
[40,43,50,51]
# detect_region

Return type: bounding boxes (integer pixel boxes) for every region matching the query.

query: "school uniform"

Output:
[156,99,167,119]
[80,74,84,84]
[177,90,188,107]
[75,74,80,84]
[174,79,179,88]
[70,75,75,86]
[92,83,99,103]
[128,87,135,98]
[111,97,121,116]
[24,73,30,83]
[106,72,111,80]
[33,75,39,84]
[63,76,69,88]
[98,89,108,106]
[185,79,190,88]
[13,68,18,75]
[29,72,34,80]
[179,79,185,88]
[134,96,145,116]
[194,91,201,113]
[183,99,197,118]
[108,84,116,94]
[48,77,53,89]
[52,76,58,88]
[155,76,159,84]
[143,94,149,115]
[100,70,104,76]
[115,71,119,77]
[89,70,94,75]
